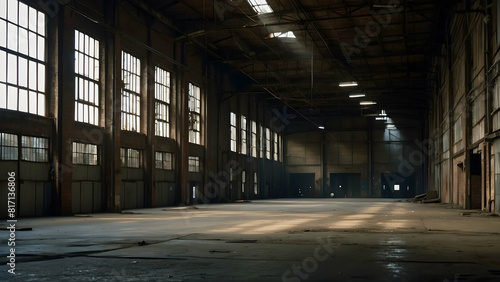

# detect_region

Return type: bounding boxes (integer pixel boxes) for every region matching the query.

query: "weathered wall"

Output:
[284,116,424,198]
[429,0,498,212]
[0,0,283,217]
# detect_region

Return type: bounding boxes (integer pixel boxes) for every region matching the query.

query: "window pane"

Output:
[38,92,45,115]
[29,91,36,114]
[7,23,17,51]
[37,11,45,36]
[18,89,27,112]
[28,31,36,58]
[37,63,45,92]
[28,59,36,90]
[28,7,36,31]
[18,3,28,28]
[0,84,6,108]
[18,56,27,87]
[0,50,6,82]
[8,0,18,25]
[18,27,27,55]
[7,53,17,84]
[7,86,17,110]
[121,52,141,132]
[37,35,44,60]
[0,0,6,19]
[0,20,6,48]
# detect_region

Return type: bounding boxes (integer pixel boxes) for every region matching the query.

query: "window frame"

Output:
[155,151,173,170]
[230,112,237,152]
[120,147,141,168]
[0,133,18,160]
[21,135,49,163]
[188,83,202,144]
[74,29,100,126]
[72,142,98,166]
[121,51,141,132]
[0,0,47,116]
[250,121,257,157]
[240,115,247,155]
[154,66,171,138]
[273,132,279,161]
[265,127,271,159]
[188,156,200,172]
[259,125,264,158]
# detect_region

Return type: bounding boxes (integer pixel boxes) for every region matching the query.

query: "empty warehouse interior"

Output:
[0,0,499,217]
[1,0,500,281]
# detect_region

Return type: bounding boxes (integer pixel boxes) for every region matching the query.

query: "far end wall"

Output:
[284,117,425,199]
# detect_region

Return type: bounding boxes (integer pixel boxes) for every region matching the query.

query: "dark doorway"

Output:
[381,173,416,198]
[470,152,481,209]
[329,173,361,198]
[289,173,315,197]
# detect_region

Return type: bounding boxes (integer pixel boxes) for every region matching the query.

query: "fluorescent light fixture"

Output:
[247,0,274,14]
[318,126,325,130]
[349,93,365,98]
[339,81,358,87]
[360,101,377,105]
[269,31,296,38]
[386,124,396,128]
[373,4,398,8]
[375,117,387,121]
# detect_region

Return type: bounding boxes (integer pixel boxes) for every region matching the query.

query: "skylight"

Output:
[269,31,296,38]
[247,0,274,14]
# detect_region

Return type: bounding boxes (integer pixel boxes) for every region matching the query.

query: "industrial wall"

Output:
[284,117,424,199]
[0,0,283,217]
[429,0,499,213]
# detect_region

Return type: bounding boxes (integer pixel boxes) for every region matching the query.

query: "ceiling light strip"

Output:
[339,81,358,87]
[349,94,365,98]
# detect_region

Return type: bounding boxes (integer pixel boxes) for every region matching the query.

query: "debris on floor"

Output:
[209,250,231,253]
[225,239,257,243]
[408,191,440,203]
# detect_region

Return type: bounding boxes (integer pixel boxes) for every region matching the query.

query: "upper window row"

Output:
[0,1,201,143]
[0,12,191,143]
[0,0,46,116]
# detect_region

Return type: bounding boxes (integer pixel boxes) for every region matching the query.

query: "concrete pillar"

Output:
[46,4,60,215]
[143,23,154,208]
[58,6,76,215]
[494,139,500,214]
[145,38,155,208]
[103,0,122,212]
[320,132,326,197]
[175,41,189,205]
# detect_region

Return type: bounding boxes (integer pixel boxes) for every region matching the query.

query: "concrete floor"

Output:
[1,198,500,281]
